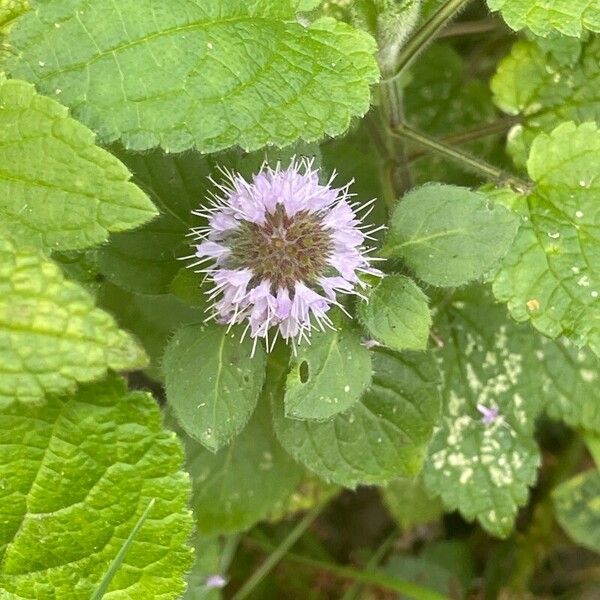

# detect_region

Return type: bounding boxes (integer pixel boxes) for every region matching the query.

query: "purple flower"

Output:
[189,158,382,352]
[476,403,499,426]
[205,574,227,589]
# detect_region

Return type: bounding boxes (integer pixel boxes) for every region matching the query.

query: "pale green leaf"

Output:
[493,122,600,358]
[382,476,443,530]
[0,236,146,404]
[553,470,600,553]
[7,0,379,153]
[164,323,266,452]
[358,274,431,352]
[488,0,600,37]
[0,375,194,599]
[0,78,157,251]
[382,184,519,287]
[183,398,304,536]
[423,289,544,538]
[284,326,371,421]
[273,348,441,488]
[492,38,600,167]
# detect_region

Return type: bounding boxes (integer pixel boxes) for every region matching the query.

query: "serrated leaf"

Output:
[0,235,146,404]
[164,323,266,452]
[553,470,600,553]
[7,0,379,153]
[358,274,431,352]
[97,283,204,381]
[493,122,600,358]
[382,476,443,530]
[183,397,304,536]
[0,375,194,598]
[273,348,441,488]
[492,38,600,167]
[488,0,600,37]
[382,184,519,287]
[423,289,544,538]
[0,78,156,252]
[284,326,371,421]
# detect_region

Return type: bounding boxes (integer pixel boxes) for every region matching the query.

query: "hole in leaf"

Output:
[299,360,310,383]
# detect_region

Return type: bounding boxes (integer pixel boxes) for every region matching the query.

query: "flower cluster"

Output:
[189,158,382,352]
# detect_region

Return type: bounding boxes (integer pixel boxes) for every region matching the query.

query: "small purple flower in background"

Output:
[188,157,382,353]
[205,574,227,589]
[476,403,500,426]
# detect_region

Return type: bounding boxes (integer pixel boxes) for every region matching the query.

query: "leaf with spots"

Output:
[284,325,371,421]
[0,77,157,252]
[0,375,194,599]
[382,184,519,287]
[164,323,266,452]
[358,274,432,352]
[182,396,304,536]
[487,0,600,37]
[492,122,600,358]
[273,348,441,488]
[423,288,544,538]
[553,470,600,553]
[6,0,379,153]
[492,37,600,167]
[538,338,600,433]
[0,234,147,405]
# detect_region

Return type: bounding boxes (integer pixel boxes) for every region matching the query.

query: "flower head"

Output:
[476,403,500,426]
[189,158,382,352]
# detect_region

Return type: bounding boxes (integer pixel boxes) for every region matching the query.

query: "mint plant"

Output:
[1,1,600,598]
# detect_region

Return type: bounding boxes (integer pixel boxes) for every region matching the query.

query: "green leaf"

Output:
[0,375,194,598]
[539,338,600,433]
[97,283,203,381]
[382,476,443,530]
[488,0,600,37]
[404,43,500,186]
[382,184,519,287]
[183,535,223,600]
[284,326,371,421]
[0,236,147,404]
[183,398,304,536]
[492,38,600,167]
[273,348,441,488]
[164,323,266,452]
[423,289,544,538]
[493,122,600,358]
[0,78,156,252]
[7,1,379,153]
[358,274,431,352]
[553,470,600,553]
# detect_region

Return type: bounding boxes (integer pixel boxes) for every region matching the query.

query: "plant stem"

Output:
[386,0,474,80]
[341,530,397,600]
[392,122,532,193]
[246,538,450,600]
[439,18,500,38]
[231,504,323,600]
[407,117,520,161]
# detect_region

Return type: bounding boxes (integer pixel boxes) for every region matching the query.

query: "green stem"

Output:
[247,538,450,600]
[386,0,474,80]
[231,504,323,600]
[341,531,397,600]
[392,122,532,193]
[90,498,156,600]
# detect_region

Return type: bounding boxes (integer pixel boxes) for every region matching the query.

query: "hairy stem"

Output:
[392,122,531,193]
[386,0,474,81]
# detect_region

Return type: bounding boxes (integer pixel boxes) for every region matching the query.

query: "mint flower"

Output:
[189,158,382,352]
